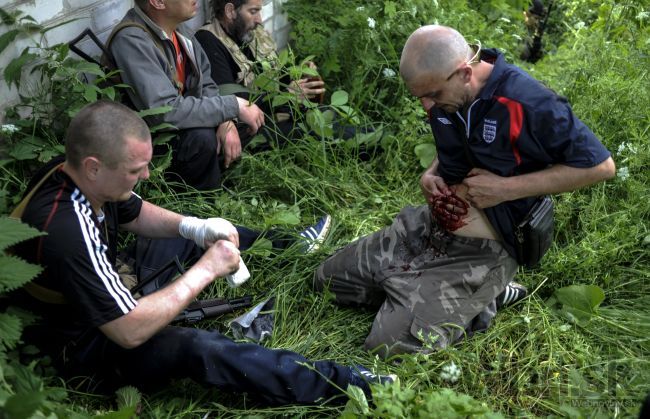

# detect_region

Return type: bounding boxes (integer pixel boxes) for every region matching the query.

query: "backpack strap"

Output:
[102,22,181,93]
[10,163,64,220]
[10,163,68,304]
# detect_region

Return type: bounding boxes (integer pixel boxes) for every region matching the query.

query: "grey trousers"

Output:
[314,205,517,357]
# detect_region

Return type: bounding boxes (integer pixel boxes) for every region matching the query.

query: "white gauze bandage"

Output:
[179,216,235,249]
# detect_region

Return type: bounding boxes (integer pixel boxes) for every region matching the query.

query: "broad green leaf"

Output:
[8,142,40,161]
[38,148,62,163]
[0,312,22,350]
[3,391,46,419]
[137,105,173,118]
[549,284,606,323]
[330,90,349,106]
[265,210,300,226]
[244,237,272,258]
[272,94,291,108]
[0,29,20,55]
[10,361,44,393]
[102,85,116,101]
[4,52,38,87]
[83,84,99,102]
[277,48,290,66]
[342,385,371,416]
[71,60,105,76]
[414,143,436,168]
[299,66,319,77]
[149,122,177,133]
[253,73,279,93]
[0,217,46,250]
[0,255,43,292]
[306,109,333,138]
[153,133,176,145]
[0,8,17,25]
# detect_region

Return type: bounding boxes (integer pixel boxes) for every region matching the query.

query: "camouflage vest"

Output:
[199,20,278,87]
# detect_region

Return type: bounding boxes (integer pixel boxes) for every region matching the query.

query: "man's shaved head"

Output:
[400,25,471,85]
[65,100,150,170]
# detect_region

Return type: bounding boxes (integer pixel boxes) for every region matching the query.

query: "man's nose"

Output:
[254,14,262,25]
[141,166,150,180]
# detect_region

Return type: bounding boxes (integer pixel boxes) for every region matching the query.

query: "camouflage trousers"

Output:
[314,205,517,357]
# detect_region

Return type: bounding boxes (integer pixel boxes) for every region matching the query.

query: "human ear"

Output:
[225,3,237,20]
[150,0,165,11]
[460,65,472,83]
[83,157,101,181]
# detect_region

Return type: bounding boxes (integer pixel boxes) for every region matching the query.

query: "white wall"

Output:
[0,0,290,120]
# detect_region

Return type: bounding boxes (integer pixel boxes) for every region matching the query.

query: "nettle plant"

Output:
[0,8,119,212]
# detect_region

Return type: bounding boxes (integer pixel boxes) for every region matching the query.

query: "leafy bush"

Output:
[0,8,120,213]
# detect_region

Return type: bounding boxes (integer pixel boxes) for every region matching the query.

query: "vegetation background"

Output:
[0,0,648,417]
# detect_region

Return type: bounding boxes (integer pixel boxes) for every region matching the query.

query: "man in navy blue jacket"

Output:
[314,25,615,357]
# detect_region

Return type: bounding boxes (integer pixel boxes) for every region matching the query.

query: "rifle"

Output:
[174,295,253,323]
[130,256,254,323]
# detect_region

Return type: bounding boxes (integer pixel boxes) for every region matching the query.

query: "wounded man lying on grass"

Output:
[314,24,615,357]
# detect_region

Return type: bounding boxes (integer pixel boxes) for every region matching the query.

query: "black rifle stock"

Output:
[174,295,254,323]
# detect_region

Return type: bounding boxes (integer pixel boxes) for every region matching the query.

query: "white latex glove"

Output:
[179,217,239,249]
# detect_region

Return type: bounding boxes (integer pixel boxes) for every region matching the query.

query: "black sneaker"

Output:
[348,365,396,398]
[496,281,528,309]
[299,215,332,253]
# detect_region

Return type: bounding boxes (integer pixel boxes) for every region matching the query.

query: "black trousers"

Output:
[63,236,355,405]
[168,127,222,191]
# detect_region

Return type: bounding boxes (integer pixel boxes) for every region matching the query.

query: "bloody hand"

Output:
[431,192,469,231]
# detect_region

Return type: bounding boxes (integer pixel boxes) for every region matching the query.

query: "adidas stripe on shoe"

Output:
[299,214,332,253]
[496,281,528,309]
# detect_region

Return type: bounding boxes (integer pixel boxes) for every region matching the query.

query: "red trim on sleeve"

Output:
[37,180,67,263]
[496,96,523,165]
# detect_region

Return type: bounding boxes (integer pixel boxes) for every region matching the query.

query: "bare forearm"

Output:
[502,158,615,201]
[462,157,615,208]
[122,201,184,238]
[99,261,216,348]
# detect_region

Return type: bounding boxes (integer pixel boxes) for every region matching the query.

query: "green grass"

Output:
[2,0,649,417]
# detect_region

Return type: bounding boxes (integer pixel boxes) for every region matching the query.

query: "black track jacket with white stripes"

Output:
[14,165,142,354]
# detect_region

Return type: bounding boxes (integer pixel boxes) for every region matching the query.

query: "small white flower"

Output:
[367,17,376,29]
[382,68,396,78]
[410,6,417,17]
[440,361,461,383]
[523,315,531,324]
[617,142,627,154]
[499,17,511,23]
[559,324,571,332]
[356,6,365,12]
[574,21,586,30]
[1,124,19,134]
[637,11,649,21]
[617,166,630,181]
